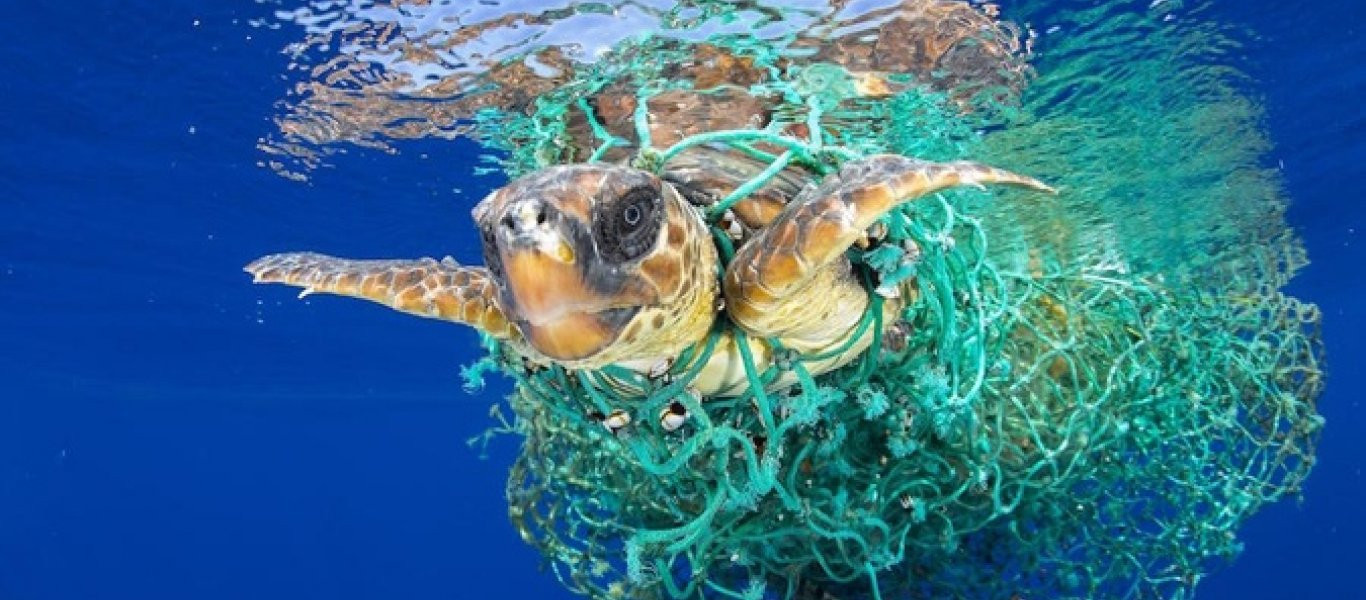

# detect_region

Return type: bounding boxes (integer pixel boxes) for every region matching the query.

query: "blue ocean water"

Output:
[1,1,1361,599]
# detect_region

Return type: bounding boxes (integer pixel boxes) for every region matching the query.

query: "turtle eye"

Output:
[595,185,662,263]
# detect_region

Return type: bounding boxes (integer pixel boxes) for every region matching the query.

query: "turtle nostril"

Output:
[502,200,550,236]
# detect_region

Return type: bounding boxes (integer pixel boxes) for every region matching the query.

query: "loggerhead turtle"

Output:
[246,155,1050,397]
[247,1,1051,398]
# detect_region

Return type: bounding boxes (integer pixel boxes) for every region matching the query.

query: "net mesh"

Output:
[456,29,1323,600]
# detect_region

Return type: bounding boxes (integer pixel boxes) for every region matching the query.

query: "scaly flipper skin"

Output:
[723,154,1054,346]
[245,252,519,340]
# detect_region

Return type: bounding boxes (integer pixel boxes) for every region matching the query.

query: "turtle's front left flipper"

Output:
[245,252,519,340]
[723,154,1053,347]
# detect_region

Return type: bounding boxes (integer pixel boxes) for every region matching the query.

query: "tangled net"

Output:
[456,28,1324,600]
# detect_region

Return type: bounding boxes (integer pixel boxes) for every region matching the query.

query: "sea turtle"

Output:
[247,1,1050,397]
[247,155,1050,397]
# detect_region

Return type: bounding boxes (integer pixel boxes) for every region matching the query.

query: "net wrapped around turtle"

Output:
[454,18,1323,600]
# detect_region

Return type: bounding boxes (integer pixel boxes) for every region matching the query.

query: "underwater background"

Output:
[2,0,1362,599]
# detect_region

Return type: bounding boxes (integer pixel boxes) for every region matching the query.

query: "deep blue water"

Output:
[2,2,1362,599]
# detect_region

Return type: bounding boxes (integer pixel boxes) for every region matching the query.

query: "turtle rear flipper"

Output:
[723,154,1053,348]
[245,252,518,340]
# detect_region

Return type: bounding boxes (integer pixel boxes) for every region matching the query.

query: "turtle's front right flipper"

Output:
[723,155,1053,346]
[245,252,519,340]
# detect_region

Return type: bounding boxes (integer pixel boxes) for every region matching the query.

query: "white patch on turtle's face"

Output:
[501,198,577,266]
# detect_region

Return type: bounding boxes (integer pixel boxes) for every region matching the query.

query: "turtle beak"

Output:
[494,198,598,327]
[497,199,576,264]
[494,199,632,361]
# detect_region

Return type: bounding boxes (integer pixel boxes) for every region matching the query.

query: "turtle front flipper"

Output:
[245,252,519,340]
[723,155,1053,349]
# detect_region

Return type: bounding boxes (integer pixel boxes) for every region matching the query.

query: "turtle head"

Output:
[473,164,717,366]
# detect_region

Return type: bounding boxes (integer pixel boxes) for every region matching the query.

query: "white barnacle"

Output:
[857,221,889,249]
[866,220,889,241]
[603,409,631,433]
[721,210,745,241]
[648,358,673,380]
[659,401,688,432]
[901,239,922,264]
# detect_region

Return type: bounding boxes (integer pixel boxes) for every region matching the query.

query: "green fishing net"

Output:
[447,25,1325,599]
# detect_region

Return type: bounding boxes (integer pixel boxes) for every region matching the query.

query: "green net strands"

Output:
[453,40,1324,600]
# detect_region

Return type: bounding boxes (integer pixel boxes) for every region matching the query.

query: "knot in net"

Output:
[462,39,1324,600]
